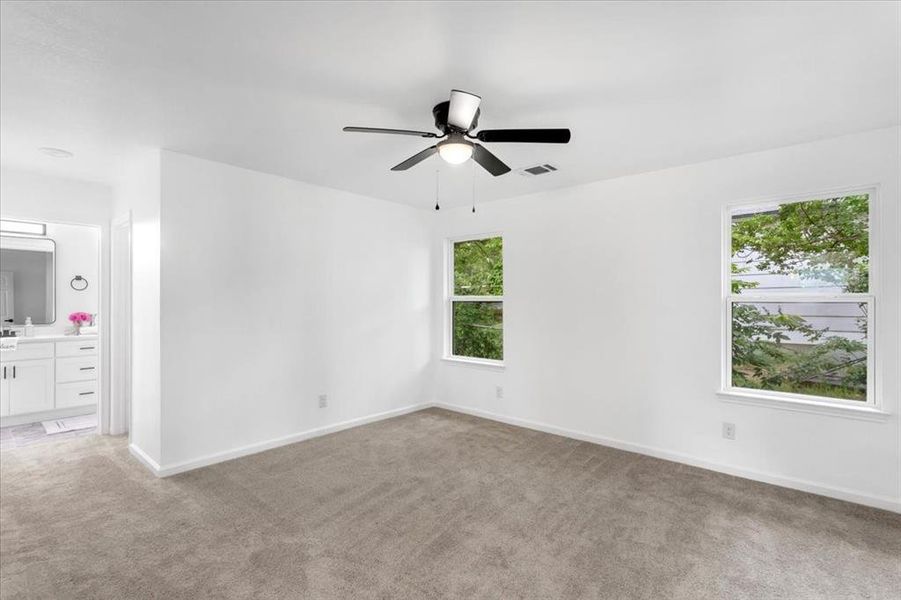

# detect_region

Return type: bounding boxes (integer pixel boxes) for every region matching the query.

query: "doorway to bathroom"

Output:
[0,217,103,449]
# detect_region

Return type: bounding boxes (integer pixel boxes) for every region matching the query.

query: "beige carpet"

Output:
[1,408,899,599]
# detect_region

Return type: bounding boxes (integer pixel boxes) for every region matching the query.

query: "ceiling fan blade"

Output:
[390,145,438,171]
[343,126,438,138]
[472,144,511,177]
[476,128,571,144]
[447,90,481,131]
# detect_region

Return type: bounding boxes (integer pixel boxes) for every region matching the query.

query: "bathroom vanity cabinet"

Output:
[0,335,98,425]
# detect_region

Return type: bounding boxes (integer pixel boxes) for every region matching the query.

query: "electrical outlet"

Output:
[496,385,504,399]
[318,394,328,409]
[722,422,736,440]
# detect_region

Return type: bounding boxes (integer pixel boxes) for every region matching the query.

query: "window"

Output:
[723,192,876,408]
[446,235,503,364]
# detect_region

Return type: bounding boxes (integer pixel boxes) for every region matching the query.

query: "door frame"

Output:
[109,212,132,437]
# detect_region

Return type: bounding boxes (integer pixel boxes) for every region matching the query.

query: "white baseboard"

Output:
[431,402,901,514]
[126,400,900,513]
[129,403,429,478]
[128,442,163,476]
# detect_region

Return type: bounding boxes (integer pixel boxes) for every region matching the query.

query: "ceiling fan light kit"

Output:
[343,89,571,177]
[437,134,473,165]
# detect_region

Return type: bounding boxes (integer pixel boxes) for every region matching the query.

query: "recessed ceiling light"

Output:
[39,147,74,158]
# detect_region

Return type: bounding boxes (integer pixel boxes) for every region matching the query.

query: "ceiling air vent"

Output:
[519,163,558,176]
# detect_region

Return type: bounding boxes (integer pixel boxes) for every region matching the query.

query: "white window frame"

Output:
[718,186,886,420]
[443,233,505,368]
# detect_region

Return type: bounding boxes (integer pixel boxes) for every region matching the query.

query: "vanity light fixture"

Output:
[39,147,74,159]
[0,219,46,236]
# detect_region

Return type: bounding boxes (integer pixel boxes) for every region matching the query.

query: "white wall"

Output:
[157,151,432,468]
[0,167,112,225]
[51,223,101,336]
[431,127,901,511]
[113,150,162,464]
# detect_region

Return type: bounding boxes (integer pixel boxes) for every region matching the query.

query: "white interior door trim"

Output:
[109,211,132,436]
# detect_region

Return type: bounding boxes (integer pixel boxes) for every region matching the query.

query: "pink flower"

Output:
[69,312,91,325]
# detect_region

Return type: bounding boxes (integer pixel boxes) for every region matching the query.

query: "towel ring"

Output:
[70,275,89,291]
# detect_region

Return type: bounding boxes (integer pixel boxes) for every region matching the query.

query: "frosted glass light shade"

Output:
[438,142,473,165]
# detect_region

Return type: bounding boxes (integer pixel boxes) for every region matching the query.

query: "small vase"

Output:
[73,323,81,336]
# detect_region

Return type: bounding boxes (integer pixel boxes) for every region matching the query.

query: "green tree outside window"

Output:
[452,237,503,360]
[730,195,869,401]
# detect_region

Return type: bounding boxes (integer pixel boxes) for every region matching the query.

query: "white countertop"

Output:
[4,333,98,344]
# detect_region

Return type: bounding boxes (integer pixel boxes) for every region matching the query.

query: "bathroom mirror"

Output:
[0,236,56,325]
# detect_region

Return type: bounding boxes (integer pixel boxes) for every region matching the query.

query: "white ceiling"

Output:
[1,1,899,209]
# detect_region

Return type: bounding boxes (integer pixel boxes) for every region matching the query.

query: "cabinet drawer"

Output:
[0,342,53,362]
[56,340,99,358]
[56,381,98,409]
[56,356,98,383]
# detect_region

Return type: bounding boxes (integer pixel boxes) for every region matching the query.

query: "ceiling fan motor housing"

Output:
[432,101,480,134]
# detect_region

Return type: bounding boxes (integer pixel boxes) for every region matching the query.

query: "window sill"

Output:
[717,389,890,422]
[441,356,505,370]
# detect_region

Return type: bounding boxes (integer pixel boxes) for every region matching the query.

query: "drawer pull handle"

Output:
[79,391,95,396]
[79,346,95,350]
[79,367,95,371]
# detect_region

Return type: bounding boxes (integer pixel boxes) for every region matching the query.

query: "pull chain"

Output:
[434,169,440,211]
[471,161,476,213]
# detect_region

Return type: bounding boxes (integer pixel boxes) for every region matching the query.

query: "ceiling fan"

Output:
[343,90,571,176]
